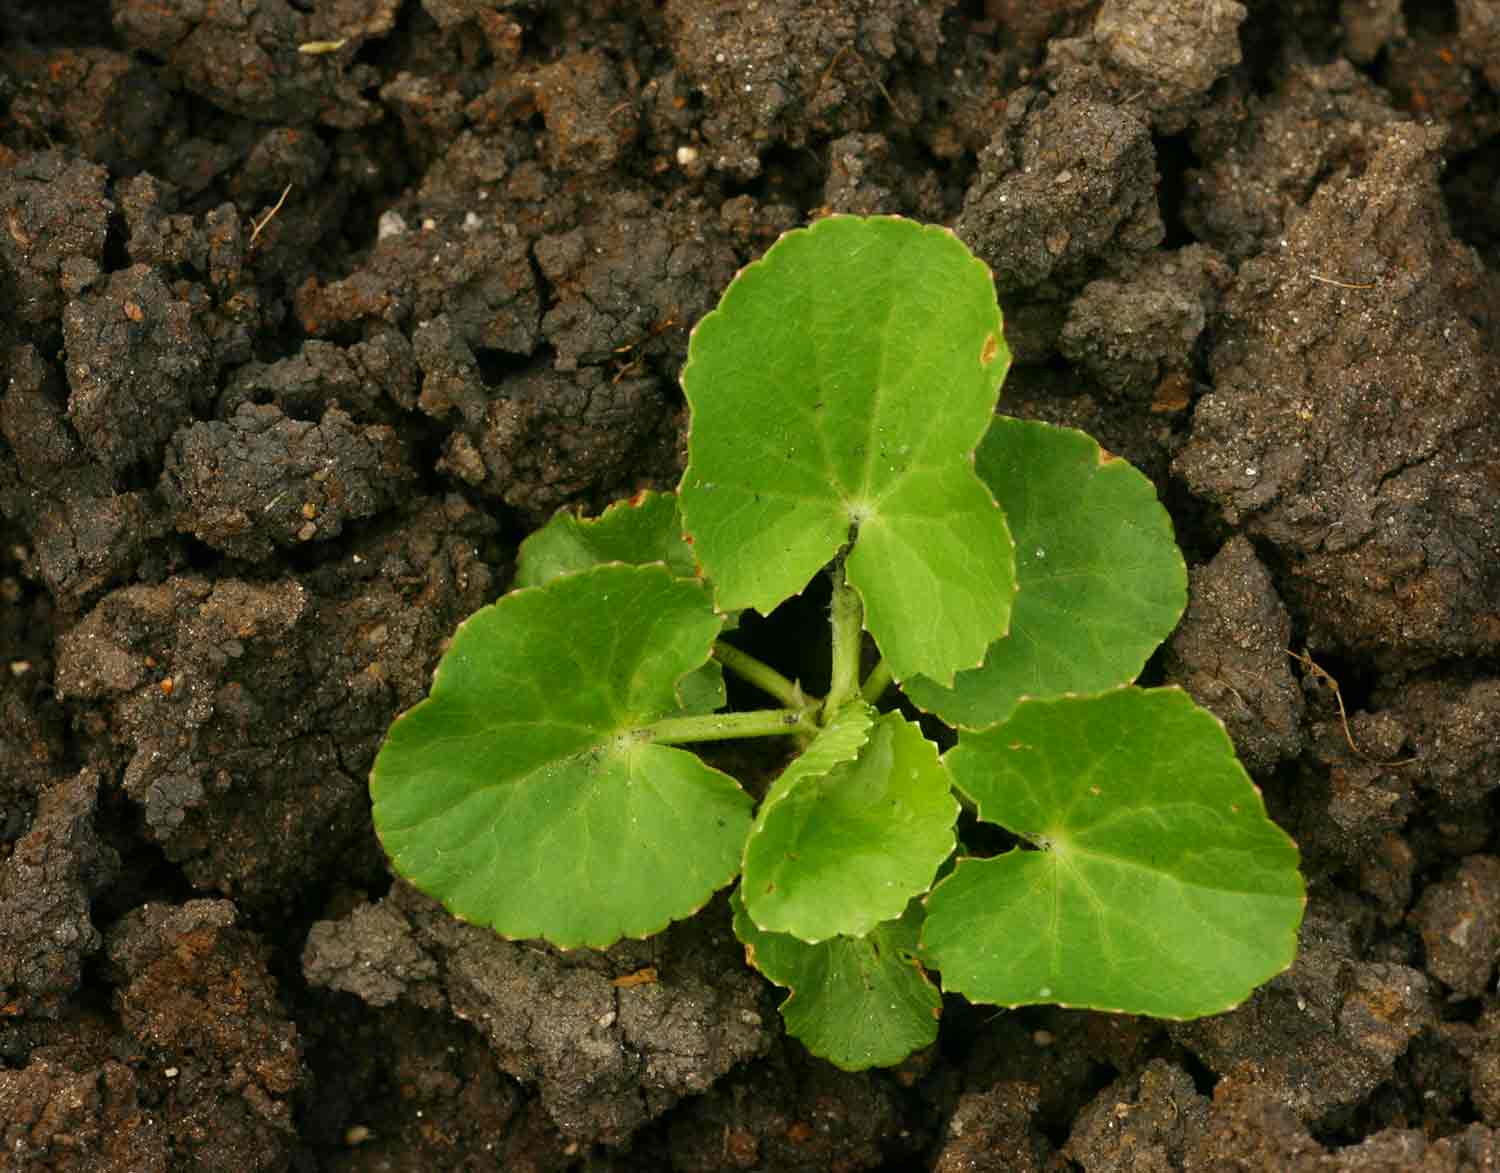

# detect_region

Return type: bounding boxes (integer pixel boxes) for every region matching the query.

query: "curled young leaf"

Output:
[744,710,957,942]
[515,490,698,589]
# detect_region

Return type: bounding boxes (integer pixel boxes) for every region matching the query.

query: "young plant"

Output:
[371,216,1305,1071]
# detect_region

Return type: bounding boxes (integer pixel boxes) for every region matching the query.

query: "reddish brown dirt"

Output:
[4,1,1500,1169]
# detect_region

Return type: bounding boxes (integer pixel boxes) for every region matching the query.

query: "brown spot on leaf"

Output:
[980,332,1000,366]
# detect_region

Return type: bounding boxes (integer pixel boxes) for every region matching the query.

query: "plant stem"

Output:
[713,640,811,711]
[641,708,818,745]
[824,558,863,719]
[860,659,894,704]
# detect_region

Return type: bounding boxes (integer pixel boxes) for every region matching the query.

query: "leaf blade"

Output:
[734,891,941,1071]
[922,687,1304,1018]
[371,563,752,949]
[514,490,698,589]
[744,711,958,942]
[905,417,1188,726]
[680,215,1015,684]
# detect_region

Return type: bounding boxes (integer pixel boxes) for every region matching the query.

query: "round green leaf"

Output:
[905,418,1188,728]
[744,711,958,942]
[514,491,725,714]
[679,214,1015,685]
[371,563,752,949]
[923,687,1304,1018]
[515,490,696,588]
[733,890,941,1071]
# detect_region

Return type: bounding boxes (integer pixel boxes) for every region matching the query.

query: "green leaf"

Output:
[733,889,941,1071]
[370,563,752,949]
[515,490,697,588]
[757,700,876,814]
[515,491,726,714]
[922,687,1305,1019]
[905,418,1188,728]
[679,214,1016,685]
[744,710,958,942]
[674,657,728,716]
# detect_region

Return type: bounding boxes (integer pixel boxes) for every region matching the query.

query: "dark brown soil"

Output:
[4,1,1500,1169]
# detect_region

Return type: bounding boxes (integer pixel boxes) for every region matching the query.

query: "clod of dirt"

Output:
[957,89,1163,300]
[1412,855,1500,999]
[533,192,738,374]
[0,1016,172,1170]
[1059,244,1229,402]
[296,219,540,355]
[1045,0,1248,134]
[931,1081,1047,1173]
[116,173,213,273]
[1462,1006,1500,1127]
[303,883,772,1147]
[1375,677,1500,809]
[444,364,676,522]
[64,264,213,476]
[1,344,162,608]
[661,1048,911,1173]
[412,313,490,427]
[0,48,178,179]
[522,52,638,176]
[53,499,494,905]
[0,663,63,842]
[0,152,112,325]
[1176,120,1500,667]
[663,0,948,178]
[1182,61,1409,261]
[110,0,396,129]
[110,174,276,368]
[220,334,419,423]
[302,899,438,1008]
[1288,672,1500,916]
[1458,0,1500,91]
[104,899,303,1170]
[0,770,119,1018]
[1062,1059,1210,1171]
[1172,904,1434,1120]
[1289,719,1417,895]
[1181,1074,1500,1170]
[822,132,945,220]
[1341,0,1406,64]
[161,402,414,561]
[1163,535,1305,775]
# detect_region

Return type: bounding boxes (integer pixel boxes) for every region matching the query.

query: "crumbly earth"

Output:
[4,0,1500,1168]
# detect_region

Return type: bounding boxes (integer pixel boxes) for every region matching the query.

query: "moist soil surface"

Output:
[4,1,1500,1169]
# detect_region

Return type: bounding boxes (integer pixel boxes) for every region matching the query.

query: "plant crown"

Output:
[371,215,1306,1070]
